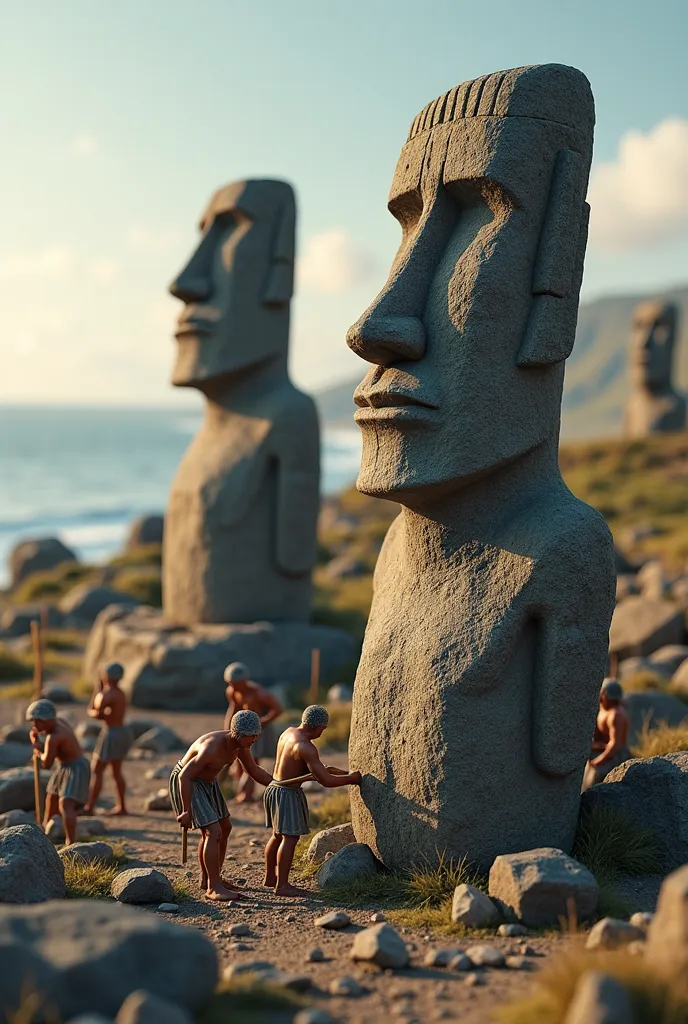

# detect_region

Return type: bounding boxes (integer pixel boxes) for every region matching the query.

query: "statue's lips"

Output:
[354,389,439,424]
[175,319,215,339]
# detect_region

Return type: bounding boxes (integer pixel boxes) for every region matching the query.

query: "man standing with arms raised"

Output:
[223,662,283,802]
[84,662,132,817]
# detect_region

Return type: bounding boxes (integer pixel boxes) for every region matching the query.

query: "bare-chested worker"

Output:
[169,710,274,902]
[264,705,362,897]
[83,662,133,816]
[223,662,283,803]
[27,698,91,846]
[582,678,631,791]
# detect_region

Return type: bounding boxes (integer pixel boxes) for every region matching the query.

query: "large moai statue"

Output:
[164,180,320,625]
[623,300,686,437]
[346,65,616,872]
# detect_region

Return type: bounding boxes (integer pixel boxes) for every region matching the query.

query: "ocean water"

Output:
[0,405,362,587]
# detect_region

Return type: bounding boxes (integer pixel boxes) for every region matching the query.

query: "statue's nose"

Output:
[346,312,426,366]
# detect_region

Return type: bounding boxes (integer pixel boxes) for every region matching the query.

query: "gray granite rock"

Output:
[625,692,688,741]
[133,726,184,754]
[125,515,164,550]
[488,848,598,927]
[451,884,500,927]
[0,767,49,813]
[111,868,173,905]
[307,823,355,864]
[0,726,31,745]
[349,922,409,969]
[609,596,685,661]
[563,970,634,1024]
[59,842,115,867]
[465,945,505,968]
[0,744,32,770]
[115,990,193,1024]
[316,843,378,889]
[0,809,36,829]
[10,537,77,586]
[328,976,363,997]
[585,917,645,950]
[144,790,172,812]
[314,910,351,930]
[647,644,688,677]
[59,584,140,628]
[645,864,688,976]
[0,824,65,903]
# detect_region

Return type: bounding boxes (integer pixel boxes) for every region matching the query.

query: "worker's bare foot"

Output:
[206,884,242,902]
[104,807,128,816]
[81,807,94,817]
[234,792,249,804]
[264,873,277,888]
[199,871,208,890]
[274,883,309,898]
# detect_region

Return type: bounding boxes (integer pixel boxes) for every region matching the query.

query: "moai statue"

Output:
[624,300,686,437]
[164,180,320,625]
[346,65,616,872]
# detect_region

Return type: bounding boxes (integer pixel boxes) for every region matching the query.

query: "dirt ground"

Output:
[0,698,633,1024]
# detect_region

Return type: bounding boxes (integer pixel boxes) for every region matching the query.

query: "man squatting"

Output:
[27,698,91,845]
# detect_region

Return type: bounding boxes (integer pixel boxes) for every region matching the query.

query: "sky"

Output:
[2,0,688,406]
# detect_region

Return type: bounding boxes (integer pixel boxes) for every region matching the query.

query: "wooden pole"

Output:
[30,619,44,826]
[309,648,320,706]
[181,828,188,865]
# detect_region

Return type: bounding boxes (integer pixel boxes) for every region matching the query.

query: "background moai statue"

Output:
[346,65,616,872]
[623,300,686,437]
[164,180,320,625]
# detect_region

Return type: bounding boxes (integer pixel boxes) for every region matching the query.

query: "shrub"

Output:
[64,857,119,899]
[13,562,93,603]
[111,568,162,607]
[0,645,32,682]
[622,670,668,693]
[572,806,663,886]
[632,720,688,758]
[310,789,351,829]
[108,544,162,568]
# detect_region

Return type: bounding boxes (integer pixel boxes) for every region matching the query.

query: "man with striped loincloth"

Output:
[27,699,91,846]
[264,705,362,897]
[169,711,274,902]
[84,662,133,817]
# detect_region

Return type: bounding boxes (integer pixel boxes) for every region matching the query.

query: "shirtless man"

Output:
[223,662,283,803]
[83,662,132,816]
[169,710,274,902]
[27,698,91,846]
[582,678,631,791]
[263,705,362,897]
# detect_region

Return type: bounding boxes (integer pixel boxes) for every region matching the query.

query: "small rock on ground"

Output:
[464,972,485,986]
[349,923,409,969]
[314,910,351,930]
[449,953,472,971]
[228,923,250,937]
[115,989,193,1024]
[294,1011,337,1024]
[306,947,325,962]
[423,948,464,968]
[585,918,645,950]
[499,923,527,937]
[157,903,178,913]
[563,970,634,1024]
[111,868,173,905]
[451,883,500,927]
[505,956,534,970]
[59,842,115,866]
[328,976,364,996]
[465,945,506,968]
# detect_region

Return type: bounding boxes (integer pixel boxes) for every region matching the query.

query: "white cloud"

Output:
[298,228,377,293]
[89,259,120,284]
[127,224,183,252]
[0,247,75,281]
[588,118,688,252]
[72,134,98,157]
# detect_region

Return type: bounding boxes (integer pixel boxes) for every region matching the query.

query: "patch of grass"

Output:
[622,670,668,693]
[632,720,688,758]
[111,567,162,607]
[316,702,351,752]
[0,680,34,700]
[72,677,95,699]
[172,877,192,903]
[108,543,162,568]
[596,885,632,921]
[43,629,86,652]
[200,976,306,1024]
[13,562,93,603]
[64,857,119,899]
[406,851,486,907]
[0,646,33,682]
[310,789,351,829]
[572,806,663,886]
[496,945,688,1024]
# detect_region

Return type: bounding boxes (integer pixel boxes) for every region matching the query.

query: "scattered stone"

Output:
[563,970,633,1024]
[505,956,533,970]
[0,726,31,745]
[111,868,173,905]
[609,596,685,661]
[314,910,351,930]
[228,942,251,952]
[0,900,217,1019]
[307,822,356,864]
[228,923,250,937]
[10,537,77,585]
[451,884,500,927]
[370,911,386,922]
[648,644,688,677]
[115,989,193,1024]
[465,945,505,968]
[488,848,598,927]
[349,923,409,969]
[45,816,107,843]
[285,913,296,922]
[0,744,32,769]
[59,842,115,867]
[316,843,379,888]
[464,972,485,987]
[629,911,653,933]
[646,864,688,975]
[134,725,185,754]
[306,947,324,962]
[277,973,313,993]
[327,683,354,701]
[145,766,172,781]
[144,790,172,812]
[498,923,527,937]
[329,976,364,997]
[518,944,537,956]
[59,584,140,629]
[294,1011,336,1024]
[586,917,645,950]
[157,903,179,914]
[0,809,35,829]
[42,685,75,704]
[448,953,472,971]
[222,961,276,980]
[0,767,49,813]
[423,948,464,968]
[0,824,65,903]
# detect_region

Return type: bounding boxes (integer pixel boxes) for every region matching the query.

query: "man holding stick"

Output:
[263,705,361,897]
[169,710,273,902]
[27,699,90,846]
[83,662,132,816]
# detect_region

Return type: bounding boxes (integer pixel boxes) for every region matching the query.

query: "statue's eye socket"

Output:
[388,191,423,235]
[654,326,669,344]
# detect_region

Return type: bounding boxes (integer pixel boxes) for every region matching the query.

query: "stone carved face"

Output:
[630,301,677,391]
[169,180,295,391]
[347,66,593,502]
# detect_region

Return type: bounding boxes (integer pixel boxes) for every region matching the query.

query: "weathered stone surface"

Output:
[448,953,473,971]
[499,923,527,937]
[609,596,685,661]
[84,605,356,710]
[563,970,634,1024]
[488,848,598,927]
[624,691,688,740]
[624,301,687,438]
[580,753,688,872]
[0,810,35,829]
[10,537,77,586]
[42,685,75,704]
[111,868,173,905]
[59,585,140,628]
[0,824,65,903]
[314,911,351,930]
[347,66,614,873]
[59,842,115,867]
[145,790,172,812]
[317,844,378,889]
[115,989,192,1024]
[349,923,409,969]
[125,515,164,550]
[451,884,500,927]
[307,823,355,864]
[0,767,49,813]
[134,726,184,754]
[0,900,217,1020]
[0,743,32,769]
[465,945,505,968]
[0,726,31,745]
[645,864,688,975]
[647,644,688,677]
[585,917,645,950]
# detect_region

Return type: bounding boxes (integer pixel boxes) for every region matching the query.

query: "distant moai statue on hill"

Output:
[164,180,320,625]
[346,64,616,873]
[624,300,686,437]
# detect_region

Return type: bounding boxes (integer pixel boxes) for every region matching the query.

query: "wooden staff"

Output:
[309,648,320,706]
[30,619,44,826]
[275,766,349,788]
[181,827,188,865]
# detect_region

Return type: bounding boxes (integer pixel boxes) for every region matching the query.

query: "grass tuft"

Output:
[172,878,192,903]
[309,789,351,830]
[64,857,119,899]
[199,975,306,1024]
[572,806,663,886]
[405,851,485,907]
[631,720,688,758]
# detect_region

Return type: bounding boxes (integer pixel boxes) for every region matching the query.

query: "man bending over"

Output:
[27,699,91,846]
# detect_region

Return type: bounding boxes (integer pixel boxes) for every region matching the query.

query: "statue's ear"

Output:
[263,199,295,307]
[517,149,588,367]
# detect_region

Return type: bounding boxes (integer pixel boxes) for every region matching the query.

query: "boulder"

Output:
[451,884,500,927]
[563,971,634,1024]
[0,900,217,1020]
[615,575,639,603]
[648,645,688,678]
[10,537,77,586]
[317,844,379,889]
[42,685,75,704]
[307,823,355,864]
[0,810,36,829]
[671,576,688,610]
[326,684,353,703]
[0,604,64,638]
[115,989,192,1024]
[637,560,670,601]
[59,585,140,629]
[488,848,598,927]
[0,824,65,902]
[0,744,31,770]
[45,816,107,843]
[144,790,172,812]
[670,658,688,699]
[645,864,688,976]
[111,869,173,905]
[624,691,688,740]
[124,516,164,551]
[325,556,368,580]
[59,842,115,867]
[128,718,164,740]
[0,726,31,745]
[134,726,184,754]
[609,597,685,661]
[617,656,653,681]
[75,721,102,754]
[314,911,351,930]
[585,917,645,950]
[0,767,49,813]
[580,753,688,872]
[465,944,505,968]
[349,923,409,969]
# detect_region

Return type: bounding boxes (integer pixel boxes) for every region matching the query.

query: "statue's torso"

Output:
[625,390,687,437]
